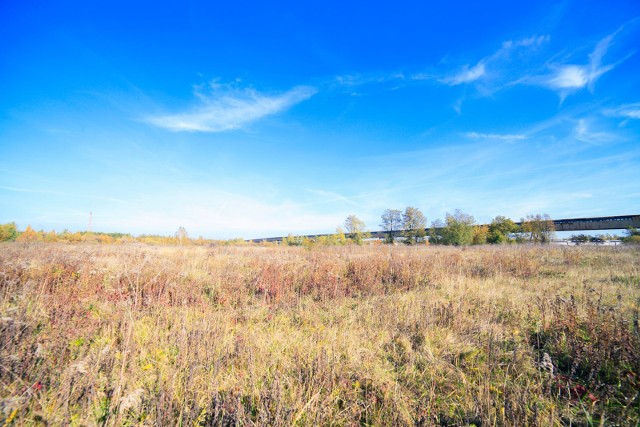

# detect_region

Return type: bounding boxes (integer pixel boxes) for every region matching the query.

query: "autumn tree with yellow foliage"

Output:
[16,225,40,242]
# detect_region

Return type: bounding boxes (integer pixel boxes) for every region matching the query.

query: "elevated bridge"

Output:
[541,215,639,232]
[248,214,640,243]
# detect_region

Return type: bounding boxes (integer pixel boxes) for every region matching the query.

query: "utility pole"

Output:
[88,212,93,232]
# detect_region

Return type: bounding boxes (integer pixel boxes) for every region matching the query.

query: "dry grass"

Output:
[0,243,639,426]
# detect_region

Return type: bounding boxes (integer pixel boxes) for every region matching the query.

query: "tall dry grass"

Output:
[0,243,639,426]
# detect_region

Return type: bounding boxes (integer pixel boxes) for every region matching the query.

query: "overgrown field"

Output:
[1,243,639,426]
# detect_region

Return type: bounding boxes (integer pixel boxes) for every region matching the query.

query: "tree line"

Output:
[282,209,559,246]
[378,208,557,245]
[1,214,638,246]
[0,223,212,246]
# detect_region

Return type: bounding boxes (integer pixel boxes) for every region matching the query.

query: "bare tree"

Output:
[175,226,189,245]
[380,209,402,244]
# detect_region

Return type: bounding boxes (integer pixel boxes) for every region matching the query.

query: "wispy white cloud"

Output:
[436,35,549,88]
[537,32,620,98]
[429,25,633,103]
[334,72,405,87]
[504,36,553,49]
[146,81,317,132]
[330,72,407,97]
[520,22,639,101]
[544,65,591,90]
[604,103,640,119]
[442,62,486,85]
[572,119,616,145]
[452,98,463,114]
[335,26,632,107]
[465,132,527,141]
[586,33,618,92]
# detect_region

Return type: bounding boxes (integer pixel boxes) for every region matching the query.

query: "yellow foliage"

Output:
[472,225,488,245]
[17,225,40,242]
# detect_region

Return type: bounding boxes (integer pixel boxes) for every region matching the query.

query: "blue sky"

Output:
[1,1,639,239]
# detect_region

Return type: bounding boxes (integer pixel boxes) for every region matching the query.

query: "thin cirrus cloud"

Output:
[522,23,638,100]
[146,82,317,132]
[465,131,527,141]
[441,62,486,86]
[572,119,617,145]
[435,36,550,87]
[604,103,640,120]
[429,27,632,102]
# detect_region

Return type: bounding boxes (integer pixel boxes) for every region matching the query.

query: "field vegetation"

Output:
[0,243,639,426]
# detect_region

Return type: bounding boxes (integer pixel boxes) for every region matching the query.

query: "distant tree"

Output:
[622,227,640,245]
[222,238,247,246]
[96,234,115,244]
[116,235,136,244]
[570,234,590,245]
[521,214,555,243]
[589,235,604,244]
[313,228,348,246]
[193,236,209,246]
[595,233,617,241]
[331,227,347,245]
[344,215,368,244]
[402,207,427,244]
[81,232,100,243]
[16,225,39,242]
[283,234,303,246]
[472,225,488,245]
[44,230,58,243]
[380,209,403,244]
[428,219,445,244]
[0,222,18,241]
[301,237,316,249]
[175,226,189,245]
[487,216,518,244]
[625,227,640,237]
[440,209,475,246]
[68,232,83,243]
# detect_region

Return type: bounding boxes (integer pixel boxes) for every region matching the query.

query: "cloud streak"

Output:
[573,119,616,145]
[431,25,633,102]
[146,82,317,132]
[465,132,527,141]
[442,63,486,85]
[437,35,549,89]
[604,103,640,120]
